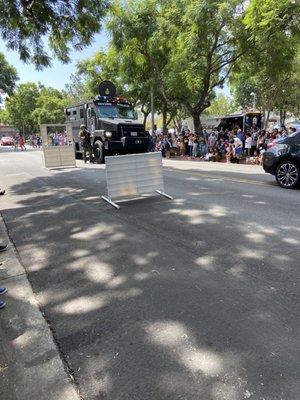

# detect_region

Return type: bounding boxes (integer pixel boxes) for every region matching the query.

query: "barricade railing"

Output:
[102,152,173,209]
[41,123,76,169]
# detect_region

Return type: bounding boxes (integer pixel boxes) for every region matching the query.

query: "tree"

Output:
[0,107,9,124]
[107,0,177,130]
[0,52,18,94]
[32,87,68,126]
[204,93,235,116]
[230,0,300,125]
[163,0,248,133]
[107,0,247,133]
[273,50,300,122]
[4,83,67,134]
[5,83,39,134]
[76,45,160,127]
[0,0,109,68]
[63,74,92,105]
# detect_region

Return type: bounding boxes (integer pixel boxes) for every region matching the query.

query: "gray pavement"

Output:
[0,148,299,400]
[0,212,80,400]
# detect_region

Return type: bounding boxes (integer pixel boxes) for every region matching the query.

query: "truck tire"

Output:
[94,140,104,164]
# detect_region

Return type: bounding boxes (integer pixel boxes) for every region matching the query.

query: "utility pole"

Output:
[150,84,155,134]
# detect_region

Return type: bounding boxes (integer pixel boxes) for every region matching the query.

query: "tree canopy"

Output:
[230,0,300,125]
[0,0,110,68]
[2,0,299,133]
[4,83,67,134]
[0,52,18,94]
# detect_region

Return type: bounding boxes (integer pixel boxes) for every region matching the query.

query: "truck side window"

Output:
[80,109,84,119]
[73,110,77,115]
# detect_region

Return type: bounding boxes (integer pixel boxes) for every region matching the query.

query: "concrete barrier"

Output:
[102,152,172,209]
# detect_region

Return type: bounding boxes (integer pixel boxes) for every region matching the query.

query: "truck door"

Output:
[87,107,96,133]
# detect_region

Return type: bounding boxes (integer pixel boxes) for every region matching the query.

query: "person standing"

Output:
[14,134,19,151]
[188,134,194,157]
[198,134,206,158]
[251,129,258,156]
[79,124,93,163]
[192,135,199,158]
[245,134,252,156]
[233,136,243,162]
[19,134,26,151]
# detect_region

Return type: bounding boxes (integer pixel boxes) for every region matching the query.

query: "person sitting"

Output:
[211,147,222,162]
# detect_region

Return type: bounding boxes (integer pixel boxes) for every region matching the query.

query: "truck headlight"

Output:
[105,131,113,138]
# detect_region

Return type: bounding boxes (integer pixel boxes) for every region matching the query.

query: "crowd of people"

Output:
[29,134,42,148]
[150,125,297,164]
[12,134,27,151]
[48,131,69,146]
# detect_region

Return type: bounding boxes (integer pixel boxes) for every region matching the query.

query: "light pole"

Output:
[250,92,257,110]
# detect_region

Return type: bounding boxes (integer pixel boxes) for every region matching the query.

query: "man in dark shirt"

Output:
[79,124,93,163]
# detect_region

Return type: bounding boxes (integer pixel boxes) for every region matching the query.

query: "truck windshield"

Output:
[97,104,136,119]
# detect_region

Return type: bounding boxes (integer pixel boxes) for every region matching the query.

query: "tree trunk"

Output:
[174,115,182,133]
[192,111,202,134]
[280,109,283,125]
[142,111,150,127]
[265,109,271,129]
[262,107,266,129]
[283,110,286,125]
[162,110,167,133]
[161,99,168,133]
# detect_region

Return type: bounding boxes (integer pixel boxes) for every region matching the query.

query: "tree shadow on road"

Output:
[1,167,299,400]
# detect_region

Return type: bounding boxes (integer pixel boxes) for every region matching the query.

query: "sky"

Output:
[0,31,109,90]
[0,29,231,97]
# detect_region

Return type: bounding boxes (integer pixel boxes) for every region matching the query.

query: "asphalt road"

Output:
[0,148,299,400]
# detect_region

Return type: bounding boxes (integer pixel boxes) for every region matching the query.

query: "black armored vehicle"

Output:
[65,81,149,163]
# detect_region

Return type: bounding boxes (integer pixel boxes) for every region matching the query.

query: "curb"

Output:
[0,213,82,400]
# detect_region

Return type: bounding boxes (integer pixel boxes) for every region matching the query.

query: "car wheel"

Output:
[275,160,300,189]
[94,140,104,164]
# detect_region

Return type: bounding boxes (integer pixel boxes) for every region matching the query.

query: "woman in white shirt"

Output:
[245,134,252,156]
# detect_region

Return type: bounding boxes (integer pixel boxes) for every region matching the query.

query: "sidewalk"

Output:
[163,157,264,175]
[0,213,81,400]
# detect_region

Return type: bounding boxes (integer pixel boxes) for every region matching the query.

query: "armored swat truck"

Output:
[65,81,149,163]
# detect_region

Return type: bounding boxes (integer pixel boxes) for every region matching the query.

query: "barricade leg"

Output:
[101,196,120,209]
[155,190,173,200]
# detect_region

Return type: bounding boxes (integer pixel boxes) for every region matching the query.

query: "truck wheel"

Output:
[94,141,104,164]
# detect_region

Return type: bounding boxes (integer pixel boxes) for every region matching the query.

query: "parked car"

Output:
[263,131,300,189]
[0,136,14,146]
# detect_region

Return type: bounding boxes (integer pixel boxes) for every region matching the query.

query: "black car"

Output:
[263,131,300,189]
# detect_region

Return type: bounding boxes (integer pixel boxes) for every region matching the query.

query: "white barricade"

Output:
[102,152,173,209]
[41,124,76,169]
